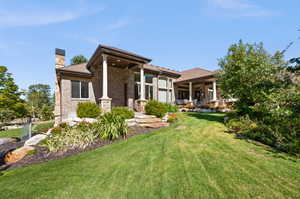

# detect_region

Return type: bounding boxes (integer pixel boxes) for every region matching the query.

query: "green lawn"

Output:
[1,113,299,199]
[0,122,54,138]
[0,128,22,138]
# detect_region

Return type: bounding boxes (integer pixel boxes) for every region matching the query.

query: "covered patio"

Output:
[174,68,221,107]
[86,45,152,113]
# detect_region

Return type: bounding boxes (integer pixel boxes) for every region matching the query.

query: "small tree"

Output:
[70,55,88,65]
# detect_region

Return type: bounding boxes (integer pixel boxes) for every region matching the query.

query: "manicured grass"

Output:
[0,113,299,199]
[0,122,54,138]
[0,128,22,138]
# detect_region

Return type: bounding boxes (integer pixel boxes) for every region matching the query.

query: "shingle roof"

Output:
[144,64,181,77]
[101,45,152,63]
[175,67,214,82]
[57,63,91,74]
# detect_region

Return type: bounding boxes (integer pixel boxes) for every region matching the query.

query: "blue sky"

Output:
[0,0,299,91]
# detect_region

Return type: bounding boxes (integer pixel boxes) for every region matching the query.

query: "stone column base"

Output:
[99,98,112,113]
[135,99,147,112]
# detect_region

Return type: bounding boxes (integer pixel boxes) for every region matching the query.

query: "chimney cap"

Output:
[55,48,65,56]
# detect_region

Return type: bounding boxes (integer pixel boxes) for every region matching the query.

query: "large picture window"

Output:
[134,72,154,100]
[71,80,89,98]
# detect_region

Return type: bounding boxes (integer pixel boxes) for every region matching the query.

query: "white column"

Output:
[189,82,192,102]
[140,65,145,100]
[213,80,217,101]
[102,54,108,99]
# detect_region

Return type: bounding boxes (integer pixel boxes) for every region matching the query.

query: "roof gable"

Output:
[176,67,214,82]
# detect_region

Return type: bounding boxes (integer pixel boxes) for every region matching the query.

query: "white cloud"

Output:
[0,2,104,27]
[0,11,82,27]
[206,0,275,17]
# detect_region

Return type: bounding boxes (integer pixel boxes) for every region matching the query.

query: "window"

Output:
[169,79,173,88]
[134,72,154,100]
[178,90,189,100]
[71,80,89,98]
[145,74,153,84]
[158,77,167,89]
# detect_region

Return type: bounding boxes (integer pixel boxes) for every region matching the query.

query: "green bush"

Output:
[111,107,134,119]
[97,113,128,140]
[76,102,101,118]
[145,100,168,118]
[164,103,179,113]
[43,126,97,153]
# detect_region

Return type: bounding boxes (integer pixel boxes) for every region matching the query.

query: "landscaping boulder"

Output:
[4,145,35,164]
[126,119,137,127]
[140,122,169,128]
[0,138,17,145]
[24,134,47,146]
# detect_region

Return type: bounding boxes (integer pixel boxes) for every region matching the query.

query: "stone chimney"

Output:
[54,48,65,124]
[55,48,65,68]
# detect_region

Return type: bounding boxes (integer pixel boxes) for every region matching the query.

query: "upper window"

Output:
[158,77,167,89]
[145,74,154,84]
[71,80,89,98]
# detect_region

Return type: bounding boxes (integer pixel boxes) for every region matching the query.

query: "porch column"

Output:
[140,65,145,100]
[100,54,111,113]
[136,64,147,112]
[102,54,108,99]
[213,80,217,101]
[189,82,192,103]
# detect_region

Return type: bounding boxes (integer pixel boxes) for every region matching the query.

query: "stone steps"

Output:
[125,112,169,128]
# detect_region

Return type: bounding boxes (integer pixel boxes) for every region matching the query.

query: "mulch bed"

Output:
[0,126,159,171]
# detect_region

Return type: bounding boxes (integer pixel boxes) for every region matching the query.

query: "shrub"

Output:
[43,126,97,152]
[164,104,179,113]
[111,107,134,119]
[76,102,101,118]
[145,100,168,118]
[97,113,128,140]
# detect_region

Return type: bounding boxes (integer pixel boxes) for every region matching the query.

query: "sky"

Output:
[0,0,299,91]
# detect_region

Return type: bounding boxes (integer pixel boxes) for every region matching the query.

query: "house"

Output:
[54,45,223,122]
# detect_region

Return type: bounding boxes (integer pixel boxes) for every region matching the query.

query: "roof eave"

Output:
[87,45,152,69]
[56,68,93,78]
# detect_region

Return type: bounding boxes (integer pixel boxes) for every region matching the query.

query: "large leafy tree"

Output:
[0,66,26,121]
[219,40,300,155]
[70,55,88,65]
[26,84,53,118]
[218,40,288,114]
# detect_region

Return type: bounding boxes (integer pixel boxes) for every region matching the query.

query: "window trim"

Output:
[71,80,89,99]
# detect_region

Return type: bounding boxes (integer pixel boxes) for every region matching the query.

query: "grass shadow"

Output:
[185,112,225,123]
[224,129,299,162]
